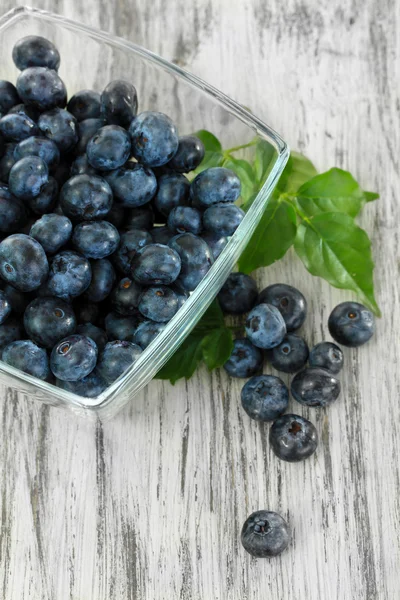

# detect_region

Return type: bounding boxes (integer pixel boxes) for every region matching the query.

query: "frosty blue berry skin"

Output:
[269,334,309,374]
[30,214,73,254]
[309,341,344,374]
[328,301,375,347]
[50,334,97,382]
[38,108,78,153]
[133,320,165,349]
[12,36,60,71]
[111,278,142,316]
[241,375,289,421]
[131,244,182,286]
[67,90,101,121]
[218,272,258,315]
[16,67,67,111]
[190,167,241,208]
[24,296,77,349]
[85,259,116,303]
[0,113,39,142]
[56,369,107,398]
[2,340,50,381]
[269,414,318,462]
[241,510,291,557]
[168,233,213,291]
[72,221,120,259]
[0,234,49,292]
[258,283,307,332]
[47,251,92,301]
[8,156,49,200]
[129,111,179,167]
[138,285,179,322]
[291,367,341,408]
[14,136,60,171]
[60,174,113,221]
[105,162,157,208]
[223,338,263,378]
[245,303,286,350]
[0,316,22,350]
[86,125,131,171]
[104,312,138,342]
[97,340,142,384]
[167,135,205,173]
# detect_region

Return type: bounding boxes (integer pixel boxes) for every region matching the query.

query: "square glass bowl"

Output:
[0,6,289,419]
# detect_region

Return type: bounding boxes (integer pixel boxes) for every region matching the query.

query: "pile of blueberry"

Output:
[0,35,244,396]
[218,274,375,557]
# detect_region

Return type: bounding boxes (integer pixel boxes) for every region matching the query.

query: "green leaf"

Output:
[193,130,222,152]
[195,299,226,331]
[191,150,224,176]
[222,156,257,204]
[364,190,379,202]
[156,332,204,384]
[201,327,234,370]
[238,198,297,273]
[294,212,380,315]
[253,139,276,183]
[277,151,318,194]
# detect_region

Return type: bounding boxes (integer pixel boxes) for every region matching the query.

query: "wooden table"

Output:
[1,1,398,598]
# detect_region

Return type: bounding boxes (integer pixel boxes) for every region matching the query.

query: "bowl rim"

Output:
[0,5,290,412]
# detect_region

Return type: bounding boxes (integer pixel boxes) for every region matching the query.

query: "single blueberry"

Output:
[129,111,179,167]
[125,205,154,231]
[47,250,92,301]
[2,340,50,380]
[86,124,131,171]
[131,243,181,286]
[56,369,107,398]
[0,185,28,233]
[133,320,165,349]
[203,202,244,236]
[67,90,101,121]
[112,228,152,275]
[0,81,20,115]
[245,303,286,350]
[14,136,60,171]
[50,334,97,382]
[85,259,116,303]
[9,156,49,200]
[153,172,190,216]
[258,283,307,332]
[0,316,22,350]
[309,341,344,374]
[0,113,39,142]
[200,232,228,260]
[26,176,58,215]
[168,233,213,291]
[12,36,60,71]
[269,334,309,374]
[0,234,49,291]
[75,301,100,324]
[24,296,76,348]
[241,510,291,557]
[328,301,375,347]
[38,108,78,153]
[150,226,172,245]
[167,135,205,173]
[269,414,318,462]
[167,206,202,235]
[138,285,179,322]
[0,143,17,183]
[241,375,289,421]
[218,272,258,315]
[190,167,241,208]
[75,117,107,155]
[223,338,263,378]
[97,340,142,383]
[0,289,12,324]
[111,277,142,316]
[16,67,67,111]
[72,220,120,259]
[104,312,138,342]
[60,174,113,221]
[105,162,157,207]
[101,80,138,128]
[30,213,73,254]
[3,284,32,315]
[70,154,98,177]
[291,367,341,407]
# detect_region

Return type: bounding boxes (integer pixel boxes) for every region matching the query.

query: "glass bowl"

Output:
[0,6,289,419]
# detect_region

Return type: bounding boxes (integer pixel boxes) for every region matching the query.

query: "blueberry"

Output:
[291,367,341,407]
[16,67,67,111]
[111,277,142,316]
[258,284,307,332]
[269,414,318,462]
[56,369,107,398]
[72,220,120,259]
[245,303,286,350]
[203,202,244,236]
[0,113,39,141]
[241,510,290,557]
[101,80,138,128]
[200,232,228,260]
[14,136,60,171]
[70,154,98,177]
[105,162,157,207]
[125,205,154,231]
[104,312,138,342]
[112,229,152,275]
[24,296,76,348]
[77,323,108,352]
[0,81,20,115]
[7,103,39,121]
[50,334,97,381]
[0,143,17,183]
[0,316,22,350]
[9,156,49,200]
[26,176,58,215]
[47,251,92,301]
[269,334,309,374]
[167,206,202,235]
[153,172,190,216]
[191,167,241,208]
[131,243,181,286]
[168,233,213,291]
[167,135,205,173]
[86,125,131,171]
[38,108,78,153]
[60,174,112,221]
[30,213,73,254]
[218,272,258,315]
[133,320,165,349]
[0,185,28,233]
[328,301,375,347]
[0,289,11,324]
[150,226,172,245]
[75,117,106,154]
[129,111,178,167]
[2,340,50,380]
[67,90,101,121]
[309,341,344,374]
[106,203,126,229]
[3,284,31,315]
[97,340,142,383]
[75,301,99,324]
[241,375,288,421]
[138,285,179,322]
[12,36,60,71]
[85,259,116,302]
[0,234,48,291]
[223,338,263,378]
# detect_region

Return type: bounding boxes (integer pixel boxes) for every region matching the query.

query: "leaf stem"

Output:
[223,138,258,156]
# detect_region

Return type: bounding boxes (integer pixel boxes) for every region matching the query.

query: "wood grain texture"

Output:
[1,0,399,598]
